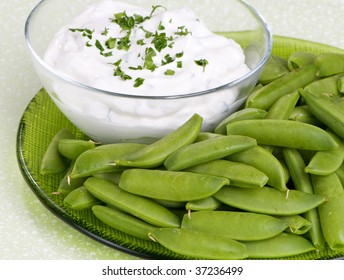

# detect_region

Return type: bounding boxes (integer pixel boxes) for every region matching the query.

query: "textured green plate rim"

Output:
[17,36,344,260]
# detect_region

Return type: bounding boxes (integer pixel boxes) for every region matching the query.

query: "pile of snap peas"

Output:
[40,51,344,260]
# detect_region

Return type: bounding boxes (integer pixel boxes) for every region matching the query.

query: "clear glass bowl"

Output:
[25,0,272,143]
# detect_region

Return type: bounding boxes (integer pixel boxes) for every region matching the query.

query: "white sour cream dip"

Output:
[43,0,251,143]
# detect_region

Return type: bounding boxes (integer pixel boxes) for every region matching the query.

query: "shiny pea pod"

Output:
[300,88,344,139]
[114,113,203,168]
[289,105,324,127]
[226,146,287,191]
[266,91,300,120]
[182,211,288,241]
[243,233,315,258]
[92,205,156,241]
[214,186,326,216]
[311,173,344,251]
[63,186,102,211]
[282,148,325,249]
[185,196,222,212]
[214,108,268,135]
[164,135,257,171]
[40,128,74,175]
[148,228,248,260]
[70,143,146,178]
[84,177,180,228]
[195,132,222,142]
[277,215,312,235]
[303,74,344,97]
[335,163,344,185]
[316,52,344,77]
[57,161,87,195]
[245,64,318,110]
[119,169,229,202]
[185,159,268,188]
[305,130,344,175]
[258,54,289,85]
[226,119,340,151]
[58,139,96,160]
[287,52,317,70]
[93,172,122,185]
[338,75,344,93]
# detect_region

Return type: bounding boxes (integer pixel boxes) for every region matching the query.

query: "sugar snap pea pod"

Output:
[214,186,326,216]
[226,119,340,151]
[153,199,186,209]
[182,211,288,241]
[303,74,343,97]
[114,113,202,168]
[70,143,146,178]
[338,75,344,93]
[335,163,344,185]
[316,52,344,77]
[287,52,317,70]
[148,228,248,260]
[63,186,102,211]
[245,64,318,110]
[289,105,324,127]
[305,130,344,175]
[40,128,74,175]
[276,215,312,235]
[84,177,180,228]
[93,171,122,185]
[214,108,267,134]
[259,54,289,85]
[185,159,268,188]
[58,139,96,160]
[164,135,257,171]
[243,233,315,258]
[311,173,344,251]
[119,169,229,202]
[300,89,344,139]
[92,205,156,241]
[282,148,325,249]
[266,91,300,120]
[57,161,87,195]
[195,132,222,142]
[226,146,287,191]
[185,196,222,212]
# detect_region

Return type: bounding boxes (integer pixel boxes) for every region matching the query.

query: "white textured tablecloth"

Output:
[1,0,344,259]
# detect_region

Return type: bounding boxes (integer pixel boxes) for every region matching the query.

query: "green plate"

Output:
[17,36,344,260]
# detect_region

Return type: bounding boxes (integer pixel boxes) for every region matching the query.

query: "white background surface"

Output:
[1,0,344,259]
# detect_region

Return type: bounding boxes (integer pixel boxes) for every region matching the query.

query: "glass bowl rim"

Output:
[24,0,273,100]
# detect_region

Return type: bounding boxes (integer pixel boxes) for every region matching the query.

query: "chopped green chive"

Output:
[165,69,175,76]
[195,59,209,72]
[134,77,145,87]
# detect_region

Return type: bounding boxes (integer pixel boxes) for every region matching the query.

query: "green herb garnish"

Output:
[195,59,209,72]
